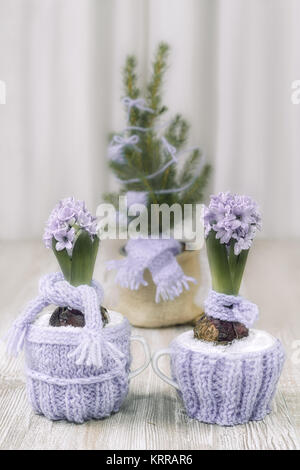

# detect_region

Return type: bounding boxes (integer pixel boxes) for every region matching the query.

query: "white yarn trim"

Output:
[172,329,277,357]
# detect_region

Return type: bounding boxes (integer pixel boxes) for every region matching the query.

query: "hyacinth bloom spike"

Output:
[44,197,100,287]
[204,192,261,296]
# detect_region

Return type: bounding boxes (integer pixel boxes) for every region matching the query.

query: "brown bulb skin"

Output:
[194,313,249,345]
[49,305,109,328]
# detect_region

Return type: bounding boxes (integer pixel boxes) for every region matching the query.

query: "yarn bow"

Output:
[204,290,259,328]
[112,135,140,146]
[122,97,154,122]
[108,134,140,163]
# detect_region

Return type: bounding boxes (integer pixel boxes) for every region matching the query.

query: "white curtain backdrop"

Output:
[0,0,300,239]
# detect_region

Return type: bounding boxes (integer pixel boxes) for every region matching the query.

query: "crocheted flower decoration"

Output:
[43,197,98,255]
[204,192,261,255]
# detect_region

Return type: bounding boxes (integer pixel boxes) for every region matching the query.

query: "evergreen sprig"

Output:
[106,42,211,228]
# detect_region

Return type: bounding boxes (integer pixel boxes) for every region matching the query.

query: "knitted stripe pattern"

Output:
[5,273,132,423]
[170,335,285,426]
[204,290,259,328]
[106,238,196,303]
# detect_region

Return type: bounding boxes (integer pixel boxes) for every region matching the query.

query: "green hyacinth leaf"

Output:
[52,238,72,282]
[206,230,234,295]
[70,231,99,287]
[228,242,249,295]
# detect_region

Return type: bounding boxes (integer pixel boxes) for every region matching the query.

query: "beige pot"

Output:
[104,247,210,328]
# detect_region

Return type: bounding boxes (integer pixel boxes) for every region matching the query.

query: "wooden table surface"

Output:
[0,239,299,450]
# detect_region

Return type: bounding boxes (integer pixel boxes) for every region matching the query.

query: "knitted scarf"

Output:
[204,290,259,328]
[5,272,125,369]
[107,238,197,303]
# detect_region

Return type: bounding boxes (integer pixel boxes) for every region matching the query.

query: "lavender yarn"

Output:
[122,96,154,122]
[107,238,196,303]
[170,332,285,426]
[204,290,259,328]
[5,273,132,423]
[108,134,141,163]
[116,134,204,190]
[25,317,130,423]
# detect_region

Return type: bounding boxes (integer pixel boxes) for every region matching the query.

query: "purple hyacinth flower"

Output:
[48,217,66,232]
[43,197,98,251]
[204,192,261,254]
[54,228,75,252]
[88,220,98,235]
[77,210,92,228]
[43,230,53,249]
[58,206,76,222]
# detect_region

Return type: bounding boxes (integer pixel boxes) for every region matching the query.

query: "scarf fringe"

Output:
[155,276,197,303]
[107,259,148,290]
[4,323,28,357]
[107,239,197,303]
[68,331,126,369]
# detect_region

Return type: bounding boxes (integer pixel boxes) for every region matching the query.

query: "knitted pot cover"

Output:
[5,273,132,423]
[170,331,285,426]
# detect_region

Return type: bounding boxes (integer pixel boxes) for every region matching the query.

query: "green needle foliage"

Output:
[104,42,211,225]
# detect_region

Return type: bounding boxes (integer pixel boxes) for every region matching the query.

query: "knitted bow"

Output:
[5,273,125,369]
[204,290,259,328]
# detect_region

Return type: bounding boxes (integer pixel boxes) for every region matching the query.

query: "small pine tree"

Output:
[104,42,211,230]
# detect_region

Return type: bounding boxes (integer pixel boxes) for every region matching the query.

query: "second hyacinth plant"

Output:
[43,197,108,327]
[194,192,262,344]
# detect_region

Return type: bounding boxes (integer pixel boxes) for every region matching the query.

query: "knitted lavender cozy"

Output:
[204,290,259,328]
[169,330,285,426]
[5,273,131,423]
[107,238,196,303]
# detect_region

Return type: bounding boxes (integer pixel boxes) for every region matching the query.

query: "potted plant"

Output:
[5,197,150,423]
[152,193,285,425]
[104,43,211,328]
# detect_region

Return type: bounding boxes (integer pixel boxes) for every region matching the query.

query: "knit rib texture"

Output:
[5,272,132,423]
[170,333,285,425]
[25,317,131,423]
